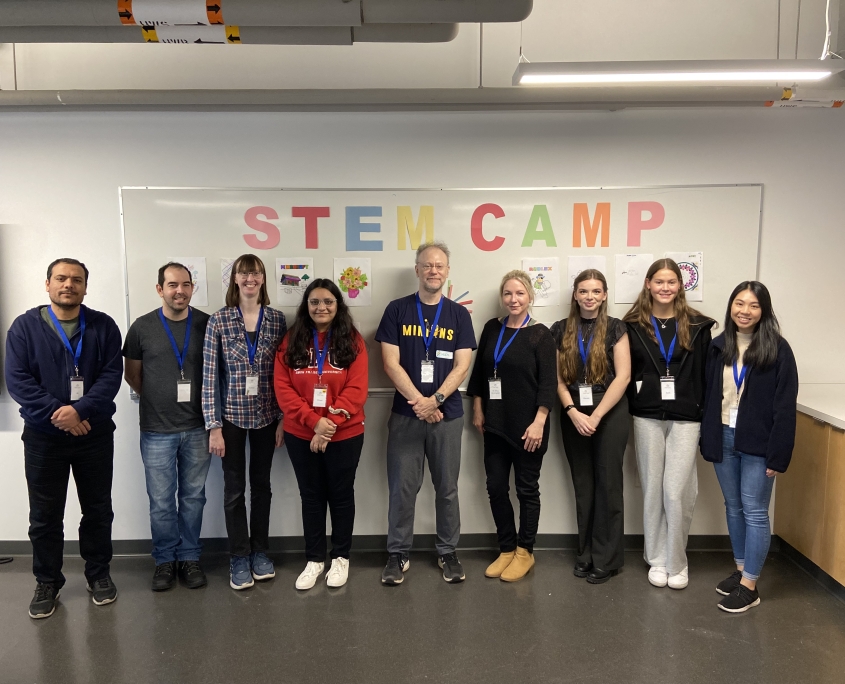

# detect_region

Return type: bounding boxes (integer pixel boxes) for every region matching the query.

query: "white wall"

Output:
[1,108,843,543]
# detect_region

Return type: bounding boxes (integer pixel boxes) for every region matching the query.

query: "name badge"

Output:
[579,384,593,406]
[436,350,454,360]
[729,407,738,428]
[177,380,191,403]
[421,360,434,384]
[245,375,259,396]
[488,378,502,400]
[313,384,328,408]
[70,376,84,401]
[660,376,676,401]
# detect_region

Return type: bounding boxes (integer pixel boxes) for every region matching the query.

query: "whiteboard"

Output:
[120,185,762,388]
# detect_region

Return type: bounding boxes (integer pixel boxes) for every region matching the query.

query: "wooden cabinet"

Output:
[774,412,845,586]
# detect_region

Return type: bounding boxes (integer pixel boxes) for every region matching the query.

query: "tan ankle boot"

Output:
[484,551,515,578]
[500,546,534,582]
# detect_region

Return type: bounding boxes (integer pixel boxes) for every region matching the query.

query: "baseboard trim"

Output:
[774,535,845,604]
[0,533,734,557]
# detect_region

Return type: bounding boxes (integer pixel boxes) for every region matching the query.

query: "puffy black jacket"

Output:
[625,316,715,422]
[699,333,798,473]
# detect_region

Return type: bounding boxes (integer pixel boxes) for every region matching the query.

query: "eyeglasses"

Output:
[236,271,264,279]
[417,262,448,272]
[308,298,337,308]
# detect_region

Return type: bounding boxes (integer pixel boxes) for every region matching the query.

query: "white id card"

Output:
[70,376,84,401]
[245,375,259,396]
[579,384,593,406]
[488,378,502,400]
[660,376,676,401]
[421,360,435,384]
[729,407,738,428]
[313,384,328,408]
[177,380,192,403]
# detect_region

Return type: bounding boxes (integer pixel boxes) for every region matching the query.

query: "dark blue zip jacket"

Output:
[5,305,123,436]
[700,332,798,472]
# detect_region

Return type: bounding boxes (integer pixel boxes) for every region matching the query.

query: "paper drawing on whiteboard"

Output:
[665,251,703,301]
[567,256,607,293]
[522,257,560,307]
[220,258,235,298]
[168,256,208,307]
[334,258,371,307]
[446,280,473,314]
[276,258,314,307]
[614,253,653,304]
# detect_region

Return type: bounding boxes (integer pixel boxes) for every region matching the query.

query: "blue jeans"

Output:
[140,428,211,565]
[713,426,775,581]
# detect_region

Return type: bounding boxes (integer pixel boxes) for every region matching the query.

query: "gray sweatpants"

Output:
[386,412,463,556]
[633,417,700,576]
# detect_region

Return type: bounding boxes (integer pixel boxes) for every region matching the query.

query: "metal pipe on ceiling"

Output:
[362,0,532,24]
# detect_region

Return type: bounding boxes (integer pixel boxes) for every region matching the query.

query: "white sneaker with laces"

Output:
[668,566,689,590]
[295,561,325,590]
[326,558,349,588]
[648,566,668,587]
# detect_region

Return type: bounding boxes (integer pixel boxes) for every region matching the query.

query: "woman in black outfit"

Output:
[551,269,631,584]
[467,269,557,582]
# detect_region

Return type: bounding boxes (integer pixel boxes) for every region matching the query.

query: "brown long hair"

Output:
[622,258,708,350]
[559,269,609,385]
[225,254,271,307]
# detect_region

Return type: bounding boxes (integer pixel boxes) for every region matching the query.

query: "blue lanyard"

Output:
[158,307,192,379]
[238,306,264,368]
[493,314,530,377]
[313,328,331,378]
[577,325,595,367]
[416,293,444,360]
[733,360,748,395]
[650,315,677,375]
[48,306,86,375]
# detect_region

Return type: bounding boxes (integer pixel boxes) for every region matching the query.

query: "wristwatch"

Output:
[434,392,446,406]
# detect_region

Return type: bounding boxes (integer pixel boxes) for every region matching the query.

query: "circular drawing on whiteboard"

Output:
[677,262,699,291]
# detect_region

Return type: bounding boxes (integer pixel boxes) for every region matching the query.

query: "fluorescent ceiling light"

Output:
[513,60,845,86]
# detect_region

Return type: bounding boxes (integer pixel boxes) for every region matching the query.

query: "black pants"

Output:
[285,432,363,561]
[23,423,115,587]
[484,431,545,553]
[559,394,630,571]
[221,419,278,557]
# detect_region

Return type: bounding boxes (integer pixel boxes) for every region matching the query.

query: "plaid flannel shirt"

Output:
[202,306,287,430]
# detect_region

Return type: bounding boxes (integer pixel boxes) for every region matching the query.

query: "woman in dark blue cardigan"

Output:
[700,281,798,613]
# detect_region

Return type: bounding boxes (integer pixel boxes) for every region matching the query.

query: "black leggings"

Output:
[285,432,364,561]
[559,394,630,571]
[484,431,545,554]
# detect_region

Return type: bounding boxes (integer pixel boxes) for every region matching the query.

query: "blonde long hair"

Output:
[559,269,609,385]
[622,258,707,350]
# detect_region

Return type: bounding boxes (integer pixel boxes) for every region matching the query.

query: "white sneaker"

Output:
[326,558,349,588]
[648,566,668,587]
[295,561,325,590]
[668,567,689,590]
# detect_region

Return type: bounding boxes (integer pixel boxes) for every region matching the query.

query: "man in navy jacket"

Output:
[5,258,123,619]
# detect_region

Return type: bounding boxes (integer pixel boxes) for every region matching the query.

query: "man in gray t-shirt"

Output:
[123,262,211,593]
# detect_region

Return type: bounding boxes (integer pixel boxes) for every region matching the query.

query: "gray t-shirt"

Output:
[122,307,210,433]
[40,306,80,340]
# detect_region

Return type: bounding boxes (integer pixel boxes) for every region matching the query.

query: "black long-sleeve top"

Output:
[467,317,557,450]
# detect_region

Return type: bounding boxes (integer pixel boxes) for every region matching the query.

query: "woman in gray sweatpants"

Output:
[622,259,714,590]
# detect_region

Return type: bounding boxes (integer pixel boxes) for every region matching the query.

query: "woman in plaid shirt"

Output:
[202,254,287,590]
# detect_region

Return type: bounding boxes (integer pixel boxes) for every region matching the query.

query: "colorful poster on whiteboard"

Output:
[665,251,703,302]
[334,258,372,307]
[522,257,560,307]
[275,258,314,308]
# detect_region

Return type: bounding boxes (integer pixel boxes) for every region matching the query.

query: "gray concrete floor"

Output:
[1,550,844,684]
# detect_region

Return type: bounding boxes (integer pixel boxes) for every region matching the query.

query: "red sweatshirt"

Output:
[274,330,368,442]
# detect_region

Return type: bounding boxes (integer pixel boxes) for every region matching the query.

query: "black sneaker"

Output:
[718,584,760,613]
[381,553,410,585]
[152,562,176,592]
[716,570,743,596]
[29,583,60,619]
[178,560,208,589]
[438,552,466,583]
[87,576,118,606]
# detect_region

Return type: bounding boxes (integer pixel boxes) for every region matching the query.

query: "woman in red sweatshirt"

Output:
[274,278,368,590]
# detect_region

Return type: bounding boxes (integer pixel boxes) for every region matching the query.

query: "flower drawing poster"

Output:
[333,258,372,307]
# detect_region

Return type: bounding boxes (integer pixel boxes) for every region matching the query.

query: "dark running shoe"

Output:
[152,561,176,592]
[178,560,208,589]
[716,570,743,596]
[381,553,410,585]
[88,576,118,606]
[718,585,761,613]
[438,553,466,583]
[29,583,60,619]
